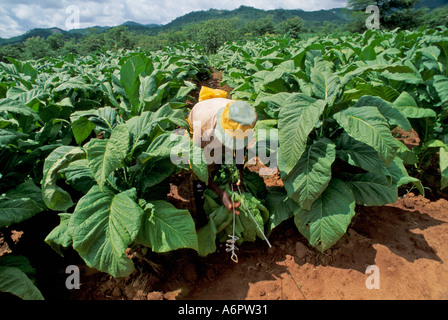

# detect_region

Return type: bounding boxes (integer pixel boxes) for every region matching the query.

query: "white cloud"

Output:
[0,0,348,38]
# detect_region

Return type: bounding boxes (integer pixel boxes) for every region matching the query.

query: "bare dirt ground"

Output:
[57,172,448,301]
[2,69,447,301]
[4,170,447,301]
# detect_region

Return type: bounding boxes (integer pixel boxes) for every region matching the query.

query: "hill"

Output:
[0,26,110,46]
[0,27,66,46]
[416,0,448,9]
[0,5,351,46]
[163,6,350,30]
[1,1,446,46]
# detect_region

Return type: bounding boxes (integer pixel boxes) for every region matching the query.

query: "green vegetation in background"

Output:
[1,2,447,60]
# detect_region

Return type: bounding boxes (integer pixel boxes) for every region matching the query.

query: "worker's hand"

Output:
[221,191,241,215]
[208,178,241,215]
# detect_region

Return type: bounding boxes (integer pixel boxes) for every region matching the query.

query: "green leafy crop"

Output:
[215,28,448,252]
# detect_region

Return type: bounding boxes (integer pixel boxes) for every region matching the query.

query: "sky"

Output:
[0,0,348,39]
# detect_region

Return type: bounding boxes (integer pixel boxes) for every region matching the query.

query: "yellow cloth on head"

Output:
[198,86,228,102]
[220,102,256,140]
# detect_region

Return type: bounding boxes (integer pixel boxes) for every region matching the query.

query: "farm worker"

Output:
[187,86,257,220]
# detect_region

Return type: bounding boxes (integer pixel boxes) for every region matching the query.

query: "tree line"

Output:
[0,17,311,61]
[0,0,447,61]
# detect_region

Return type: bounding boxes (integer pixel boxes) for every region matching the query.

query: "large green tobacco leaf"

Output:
[71,117,95,145]
[252,92,292,119]
[137,159,176,194]
[6,87,48,106]
[136,200,198,253]
[198,188,270,256]
[0,255,36,275]
[336,133,388,175]
[294,179,356,253]
[0,129,28,147]
[440,147,448,190]
[265,187,299,235]
[433,75,448,103]
[197,222,218,257]
[53,76,95,93]
[70,107,123,137]
[382,70,424,85]
[345,172,398,206]
[126,104,187,155]
[85,124,129,191]
[228,190,270,243]
[358,45,377,61]
[45,213,72,257]
[0,99,41,132]
[283,138,336,210]
[42,146,85,211]
[0,255,43,300]
[197,204,228,257]
[120,54,154,109]
[139,132,177,161]
[278,97,325,174]
[189,142,209,184]
[139,131,208,183]
[393,138,419,165]
[59,159,95,193]
[140,78,170,112]
[260,70,290,93]
[311,68,341,104]
[339,63,414,88]
[0,180,46,228]
[334,107,396,166]
[359,84,400,102]
[386,157,424,196]
[354,96,412,132]
[136,133,181,189]
[127,113,164,157]
[417,46,444,74]
[5,57,38,79]
[68,186,143,278]
[393,92,437,119]
[0,266,44,300]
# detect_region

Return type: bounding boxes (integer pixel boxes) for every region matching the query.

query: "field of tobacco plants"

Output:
[0,27,447,300]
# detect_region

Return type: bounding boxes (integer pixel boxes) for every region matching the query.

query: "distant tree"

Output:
[423,4,448,28]
[79,29,106,53]
[183,19,240,53]
[347,0,423,31]
[134,34,160,50]
[276,17,305,38]
[104,26,135,50]
[46,33,66,51]
[59,39,80,56]
[167,30,187,44]
[244,17,276,36]
[0,44,24,62]
[22,37,50,60]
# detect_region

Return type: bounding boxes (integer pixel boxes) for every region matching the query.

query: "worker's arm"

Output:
[208,176,241,215]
